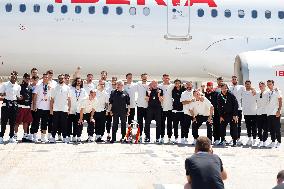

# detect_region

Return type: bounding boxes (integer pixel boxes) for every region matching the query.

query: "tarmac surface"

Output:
[0,125,283,189]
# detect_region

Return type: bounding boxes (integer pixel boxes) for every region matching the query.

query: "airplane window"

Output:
[224,9,231,18]
[5,3,12,12]
[197,9,204,17]
[211,9,217,17]
[47,4,54,13]
[89,6,95,14]
[238,10,245,18]
[61,5,68,14]
[75,5,81,14]
[265,10,271,19]
[129,7,136,15]
[116,7,123,15]
[143,7,150,16]
[251,10,257,18]
[103,6,109,15]
[19,4,26,13]
[34,4,40,13]
[279,11,284,19]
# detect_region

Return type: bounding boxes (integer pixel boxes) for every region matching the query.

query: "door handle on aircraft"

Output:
[164,34,192,41]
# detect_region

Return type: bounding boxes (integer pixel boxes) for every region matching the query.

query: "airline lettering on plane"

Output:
[276,71,284,77]
[55,0,217,7]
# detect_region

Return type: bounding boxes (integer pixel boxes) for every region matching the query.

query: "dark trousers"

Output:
[30,110,38,133]
[182,114,192,138]
[30,109,49,134]
[267,115,281,143]
[48,114,53,134]
[52,111,68,138]
[112,112,127,141]
[192,115,213,141]
[145,108,161,140]
[67,114,78,137]
[244,115,257,139]
[213,111,221,141]
[84,113,95,137]
[161,110,172,138]
[76,113,83,137]
[237,110,242,139]
[0,106,18,138]
[257,114,268,142]
[127,108,135,125]
[137,107,147,136]
[95,111,106,136]
[172,112,184,139]
[220,115,238,142]
[105,113,112,133]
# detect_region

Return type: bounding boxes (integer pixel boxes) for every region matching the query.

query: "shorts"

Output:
[16,108,33,124]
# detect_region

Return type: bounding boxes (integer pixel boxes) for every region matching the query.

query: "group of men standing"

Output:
[0,68,282,148]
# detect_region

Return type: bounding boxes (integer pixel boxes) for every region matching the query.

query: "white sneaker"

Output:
[66,137,71,143]
[174,138,178,144]
[276,142,281,148]
[49,137,56,143]
[9,137,17,143]
[0,137,3,144]
[47,133,52,140]
[41,134,47,143]
[62,138,67,143]
[267,142,276,148]
[28,134,33,141]
[257,141,264,148]
[181,138,185,144]
[88,136,94,143]
[214,140,220,145]
[13,135,18,141]
[237,139,243,145]
[77,137,82,143]
[246,138,252,146]
[252,139,257,147]
[263,141,267,147]
[33,134,38,142]
[184,138,188,144]
[72,136,77,142]
[160,138,164,144]
[167,138,171,144]
[192,139,197,145]
[58,135,63,141]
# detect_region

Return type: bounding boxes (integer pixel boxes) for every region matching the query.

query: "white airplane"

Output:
[0,0,284,89]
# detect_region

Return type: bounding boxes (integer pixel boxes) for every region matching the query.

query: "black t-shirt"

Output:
[172,86,185,111]
[146,88,163,109]
[109,90,130,114]
[273,183,284,189]
[18,83,33,106]
[185,152,224,189]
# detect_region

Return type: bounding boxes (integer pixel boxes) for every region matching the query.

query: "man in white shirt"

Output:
[266,80,282,148]
[94,71,112,90]
[68,77,87,142]
[124,73,137,125]
[242,80,257,146]
[105,76,117,141]
[94,80,109,143]
[31,73,52,143]
[0,71,21,144]
[50,74,71,143]
[229,75,245,143]
[180,81,195,144]
[77,90,96,143]
[190,90,214,145]
[159,74,174,143]
[256,81,269,147]
[136,73,149,141]
[83,73,95,95]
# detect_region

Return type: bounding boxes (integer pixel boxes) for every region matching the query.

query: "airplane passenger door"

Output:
[165,0,191,41]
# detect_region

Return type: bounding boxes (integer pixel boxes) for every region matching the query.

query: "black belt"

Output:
[2,99,18,107]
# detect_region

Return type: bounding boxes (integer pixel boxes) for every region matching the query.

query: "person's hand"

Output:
[207,116,213,124]
[251,89,256,96]
[192,117,196,123]
[105,111,109,116]
[127,111,130,116]
[50,110,53,115]
[220,117,224,123]
[90,118,95,123]
[233,116,238,123]
[78,119,83,125]
[200,97,204,102]
[276,110,281,118]
[110,111,113,116]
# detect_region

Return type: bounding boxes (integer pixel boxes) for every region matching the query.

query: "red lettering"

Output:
[106,0,130,4]
[155,0,167,6]
[190,0,217,7]
[279,71,284,76]
[137,0,145,5]
[172,0,180,6]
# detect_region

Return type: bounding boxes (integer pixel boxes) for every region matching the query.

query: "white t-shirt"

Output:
[159,83,174,111]
[69,87,88,115]
[256,91,269,115]
[95,89,109,112]
[266,89,282,116]
[77,98,96,114]
[83,82,95,95]
[51,84,70,112]
[124,83,137,109]
[190,97,212,116]
[180,90,194,116]
[49,80,57,88]
[136,81,149,108]
[242,90,257,115]
[229,84,245,110]
[0,81,21,101]
[33,83,52,110]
